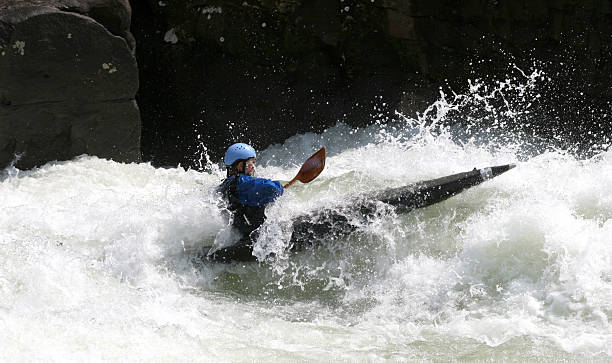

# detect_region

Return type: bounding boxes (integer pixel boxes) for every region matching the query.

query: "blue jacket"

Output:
[223,175,284,207]
[212,175,284,262]
[217,175,284,235]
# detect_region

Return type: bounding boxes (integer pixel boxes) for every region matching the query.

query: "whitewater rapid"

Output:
[2,122,611,361]
[2,70,612,361]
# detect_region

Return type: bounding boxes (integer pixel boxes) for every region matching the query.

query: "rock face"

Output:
[132,0,611,167]
[0,0,140,170]
[2,1,609,170]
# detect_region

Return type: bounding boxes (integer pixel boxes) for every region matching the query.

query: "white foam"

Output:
[2,71,611,360]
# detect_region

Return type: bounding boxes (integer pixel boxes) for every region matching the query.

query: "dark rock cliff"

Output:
[0,0,140,170]
[132,0,611,167]
[1,0,610,170]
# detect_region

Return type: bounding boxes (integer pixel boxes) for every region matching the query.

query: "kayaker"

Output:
[209,143,284,261]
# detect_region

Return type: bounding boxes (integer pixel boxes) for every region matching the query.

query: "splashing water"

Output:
[1,69,611,361]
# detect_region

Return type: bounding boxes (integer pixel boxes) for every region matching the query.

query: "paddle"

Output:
[283,147,326,188]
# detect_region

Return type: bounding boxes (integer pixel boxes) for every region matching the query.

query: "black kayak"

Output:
[289,163,515,247]
[209,164,516,262]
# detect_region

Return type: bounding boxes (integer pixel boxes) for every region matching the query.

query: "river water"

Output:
[1,72,611,361]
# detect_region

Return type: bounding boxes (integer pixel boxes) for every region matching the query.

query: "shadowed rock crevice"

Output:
[131,0,611,167]
[131,0,409,167]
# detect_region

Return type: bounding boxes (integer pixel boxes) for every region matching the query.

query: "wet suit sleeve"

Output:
[236,175,284,207]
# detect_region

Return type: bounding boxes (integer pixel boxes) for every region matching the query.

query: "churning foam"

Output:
[1,67,611,360]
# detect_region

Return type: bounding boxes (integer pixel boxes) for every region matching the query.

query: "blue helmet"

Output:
[224,143,256,166]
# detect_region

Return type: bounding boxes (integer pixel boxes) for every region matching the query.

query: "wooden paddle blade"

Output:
[296,147,326,183]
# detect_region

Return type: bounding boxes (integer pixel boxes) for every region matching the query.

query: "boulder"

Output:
[0,0,140,170]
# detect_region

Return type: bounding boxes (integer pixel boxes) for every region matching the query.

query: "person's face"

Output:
[244,158,256,176]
